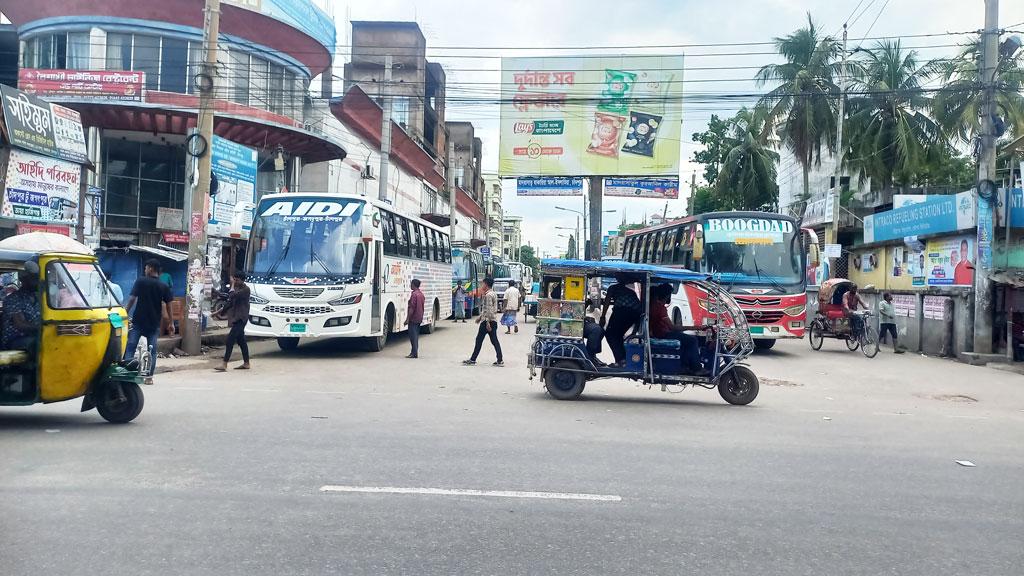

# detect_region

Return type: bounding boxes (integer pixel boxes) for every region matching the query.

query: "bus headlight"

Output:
[324,316,352,328]
[249,294,269,305]
[328,293,362,306]
[783,304,806,316]
[249,315,271,327]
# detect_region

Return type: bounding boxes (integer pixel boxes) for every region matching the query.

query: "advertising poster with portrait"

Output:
[925,236,975,286]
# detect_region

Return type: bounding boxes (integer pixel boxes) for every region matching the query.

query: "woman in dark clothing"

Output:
[215,271,251,371]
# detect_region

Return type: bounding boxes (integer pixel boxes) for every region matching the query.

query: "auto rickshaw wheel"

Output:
[544,360,585,400]
[96,382,145,424]
[718,365,759,406]
[808,321,824,350]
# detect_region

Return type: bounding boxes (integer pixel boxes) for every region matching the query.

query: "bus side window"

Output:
[641,234,651,263]
[396,218,410,256]
[664,227,678,263]
[669,226,684,265]
[442,235,451,263]
[383,212,397,256]
[411,224,422,259]
[429,230,439,261]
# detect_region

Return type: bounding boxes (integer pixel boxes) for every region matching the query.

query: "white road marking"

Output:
[319,485,622,502]
[872,412,914,417]
[172,386,214,391]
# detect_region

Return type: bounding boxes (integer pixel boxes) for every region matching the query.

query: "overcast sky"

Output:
[335,0,1024,256]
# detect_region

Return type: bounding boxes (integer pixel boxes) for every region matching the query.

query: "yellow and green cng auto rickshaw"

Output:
[0,233,145,423]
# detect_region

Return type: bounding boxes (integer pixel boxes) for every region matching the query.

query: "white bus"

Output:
[244,193,453,351]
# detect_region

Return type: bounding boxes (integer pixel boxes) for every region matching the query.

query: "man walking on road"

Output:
[878,293,904,354]
[405,278,424,358]
[501,280,521,334]
[216,271,252,371]
[463,277,503,366]
[124,259,172,385]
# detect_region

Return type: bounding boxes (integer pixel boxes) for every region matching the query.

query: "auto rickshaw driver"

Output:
[649,283,709,377]
[2,262,41,352]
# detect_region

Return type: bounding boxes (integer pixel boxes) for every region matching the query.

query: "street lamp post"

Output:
[556,206,583,259]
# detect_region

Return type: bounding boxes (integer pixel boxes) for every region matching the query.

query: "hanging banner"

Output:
[2,148,80,224]
[18,69,145,102]
[862,191,975,243]
[516,176,584,196]
[604,177,679,199]
[977,198,994,270]
[208,135,258,239]
[924,235,975,286]
[0,85,88,164]
[498,56,683,177]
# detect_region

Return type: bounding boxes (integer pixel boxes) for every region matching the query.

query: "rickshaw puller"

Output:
[843,283,868,337]
[650,283,708,377]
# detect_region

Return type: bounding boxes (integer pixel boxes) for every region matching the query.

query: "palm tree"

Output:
[756,14,842,199]
[928,36,1024,145]
[844,40,946,190]
[716,107,780,211]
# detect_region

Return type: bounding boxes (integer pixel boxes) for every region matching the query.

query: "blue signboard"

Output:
[516,177,584,196]
[863,191,976,243]
[998,188,1024,227]
[209,135,258,238]
[604,177,680,199]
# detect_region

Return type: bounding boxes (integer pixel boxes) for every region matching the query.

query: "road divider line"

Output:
[319,485,622,502]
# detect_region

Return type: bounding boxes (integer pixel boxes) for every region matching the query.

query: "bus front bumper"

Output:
[246,309,366,339]
[747,320,806,339]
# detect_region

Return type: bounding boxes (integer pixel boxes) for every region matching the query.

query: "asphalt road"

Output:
[2,321,1022,575]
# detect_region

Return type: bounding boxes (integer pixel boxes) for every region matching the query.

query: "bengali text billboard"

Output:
[499,56,683,177]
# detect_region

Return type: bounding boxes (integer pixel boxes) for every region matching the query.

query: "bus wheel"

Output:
[277,337,300,351]
[367,308,393,352]
[422,301,440,334]
[753,339,776,351]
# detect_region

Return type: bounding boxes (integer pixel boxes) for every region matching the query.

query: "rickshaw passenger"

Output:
[843,283,868,336]
[601,273,642,366]
[649,283,708,376]
[583,298,605,366]
[2,265,41,351]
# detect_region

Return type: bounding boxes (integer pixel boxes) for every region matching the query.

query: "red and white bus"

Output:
[623,211,819,350]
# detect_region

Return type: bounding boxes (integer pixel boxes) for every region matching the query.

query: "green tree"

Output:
[617,222,648,236]
[519,244,540,274]
[845,40,946,189]
[691,114,731,184]
[689,185,728,215]
[928,36,1024,145]
[716,107,780,211]
[756,14,841,199]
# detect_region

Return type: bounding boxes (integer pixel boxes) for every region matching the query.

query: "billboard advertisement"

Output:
[516,176,584,196]
[208,136,258,239]
[1,148,80,225]
[498,56,683,177]
[604,177,679,199]
[19,69,145,102]
[924,236,975,287]
[862,191,975,243]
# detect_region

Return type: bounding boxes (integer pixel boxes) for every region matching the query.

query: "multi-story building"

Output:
[445,121,486,245]
[483,175,503,255]
[4,0,348,298]
[503,216,523,261]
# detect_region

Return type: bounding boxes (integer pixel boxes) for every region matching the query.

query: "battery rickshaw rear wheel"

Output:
[96,382,145,423]
[544,360,586,400]
[718,365,759,406]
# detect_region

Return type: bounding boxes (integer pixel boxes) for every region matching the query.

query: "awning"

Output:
[129,245,189,262]
[991,270,1024,288]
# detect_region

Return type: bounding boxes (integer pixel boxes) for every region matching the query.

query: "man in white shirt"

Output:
[502,281,522,334]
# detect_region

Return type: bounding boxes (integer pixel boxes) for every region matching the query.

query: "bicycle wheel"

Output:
[845,336,860,351]
[808,321,824,350]
[860,325,879,358]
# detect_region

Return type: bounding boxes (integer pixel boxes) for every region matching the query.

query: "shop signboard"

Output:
[498,56,683,177]
[924,235,975,286]
[208,135,257,239]
[803,193,835,226]
[996,188,1024,228]
[1,148,80,225]
[862,191,975,243]
[162,232,190,244]
[0,85,88,164]
[16,223,70,236]
[516,176,583,196]
[604,177,679,199]
[19,69,145,102]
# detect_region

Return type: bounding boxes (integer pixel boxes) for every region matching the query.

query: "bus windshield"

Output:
[452,250,473,281]
[246,197,367,278]
[702,216,803,287]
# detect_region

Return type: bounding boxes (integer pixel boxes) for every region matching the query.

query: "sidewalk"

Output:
[153,322,270,374]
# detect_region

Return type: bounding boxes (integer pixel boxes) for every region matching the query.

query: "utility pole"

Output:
[974,0,999,354]
[448,140,457,240]
[378,54,393,202]
[588,175,602,260]
[827,24,848,251]
[183,0,220,356]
